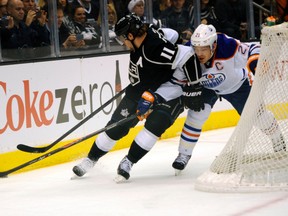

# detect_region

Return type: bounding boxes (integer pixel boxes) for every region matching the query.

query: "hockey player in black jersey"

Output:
[72,13,202,182]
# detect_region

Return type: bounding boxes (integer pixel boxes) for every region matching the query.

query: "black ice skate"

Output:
[114,155,133,183]
[172,153,191,176]
[72,157,96,177]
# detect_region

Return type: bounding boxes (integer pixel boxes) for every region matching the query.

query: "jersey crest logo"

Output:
[215,62,224,70]
[120,108,129,117]
[201,73,226,88]
[129,60,140,86]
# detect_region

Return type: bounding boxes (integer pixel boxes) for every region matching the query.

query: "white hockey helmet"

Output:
[191,24,217,49]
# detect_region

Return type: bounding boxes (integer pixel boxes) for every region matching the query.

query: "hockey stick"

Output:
[17,87,126,153]
[0,113,137,178]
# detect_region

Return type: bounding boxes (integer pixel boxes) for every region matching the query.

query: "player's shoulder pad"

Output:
[185,40,191,46]
[215,33,238,59]
[160,28,179,44]
[143,27,176,63]
[173,45,194,68]
[248,43,261,57]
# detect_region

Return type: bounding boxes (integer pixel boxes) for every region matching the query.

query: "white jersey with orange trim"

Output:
[199,33,260,95]
[155,28,202,101]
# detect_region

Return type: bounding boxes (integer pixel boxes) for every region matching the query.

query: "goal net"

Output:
[195,23,288,193]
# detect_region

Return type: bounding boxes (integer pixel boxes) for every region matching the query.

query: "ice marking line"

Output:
[231,194,288,216]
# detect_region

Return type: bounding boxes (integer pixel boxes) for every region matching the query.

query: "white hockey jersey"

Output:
[200,33,260,95]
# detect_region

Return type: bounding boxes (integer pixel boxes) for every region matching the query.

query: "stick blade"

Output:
[17,144,47,153]
[0,173,8,178]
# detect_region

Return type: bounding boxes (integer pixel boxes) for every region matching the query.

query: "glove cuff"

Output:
[247,54,259,74]
[142,91,155,103]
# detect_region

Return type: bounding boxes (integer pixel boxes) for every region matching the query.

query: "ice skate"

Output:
[114,155,133,183]
[72,157,96,177]
[172,153,191,176]
[272,134,286,152]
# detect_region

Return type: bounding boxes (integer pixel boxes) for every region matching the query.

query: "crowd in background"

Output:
[0,0,287,61]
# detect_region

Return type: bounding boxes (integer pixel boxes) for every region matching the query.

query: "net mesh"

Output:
[195,23,288,192]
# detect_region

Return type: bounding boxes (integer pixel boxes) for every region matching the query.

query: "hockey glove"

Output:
[247,54,259,86]
[247,54,259,75]
[137,90,156,121]
[248,71,254,86]
[182,83,205,112]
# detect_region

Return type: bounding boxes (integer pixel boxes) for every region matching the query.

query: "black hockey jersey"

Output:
[128,26,178,94]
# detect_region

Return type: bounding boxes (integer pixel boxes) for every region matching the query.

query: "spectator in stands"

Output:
[58,0,71,16]
[214,0,247,41]
[128,0,144,16]
[153,0,171,19]
[57,6,85,48]
[36,0,48,8]
[22,0,36,14]
[66,5,100,47]
[184,0,193,8]
[21,0,40,19]
[21,0,50,45]
[128,0,160,27]
[107,4,117,28]
[58,0,76,34]
[70,0,99,22]
[189,0,220,31]
[1,0,50,49]
[0,0,13,29]
[0,0,7,17]
[37,0,48,12]
[160,0,193,42]
[108,0,130,19]
[276,0,288,22]
[97,4,122,45]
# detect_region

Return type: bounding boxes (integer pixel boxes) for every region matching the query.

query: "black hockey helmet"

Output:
[115,13,143,38]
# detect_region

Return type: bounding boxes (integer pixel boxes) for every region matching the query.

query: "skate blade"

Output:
[113,175,127,183]
[174,169,182,176]
[70,174,82,180]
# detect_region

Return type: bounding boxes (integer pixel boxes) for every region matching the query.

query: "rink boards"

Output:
[0,54,238,174]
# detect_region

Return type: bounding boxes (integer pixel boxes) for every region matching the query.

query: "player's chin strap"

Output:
[210,42,217,59]
[203,50,216,68]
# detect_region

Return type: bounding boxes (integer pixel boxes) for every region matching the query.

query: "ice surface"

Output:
[1,127,288,216]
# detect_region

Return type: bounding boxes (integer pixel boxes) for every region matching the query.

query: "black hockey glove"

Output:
[182,83,205,112]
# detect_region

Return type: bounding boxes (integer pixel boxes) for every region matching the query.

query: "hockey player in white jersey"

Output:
[172,24,286,174]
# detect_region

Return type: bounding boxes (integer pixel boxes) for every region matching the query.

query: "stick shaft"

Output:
[1,114,137,177]
[17,88,126,153]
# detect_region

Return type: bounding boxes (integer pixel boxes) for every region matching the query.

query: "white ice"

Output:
[1,127,288,216]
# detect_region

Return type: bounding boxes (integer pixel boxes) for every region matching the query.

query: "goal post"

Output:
[195,23,288,193]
